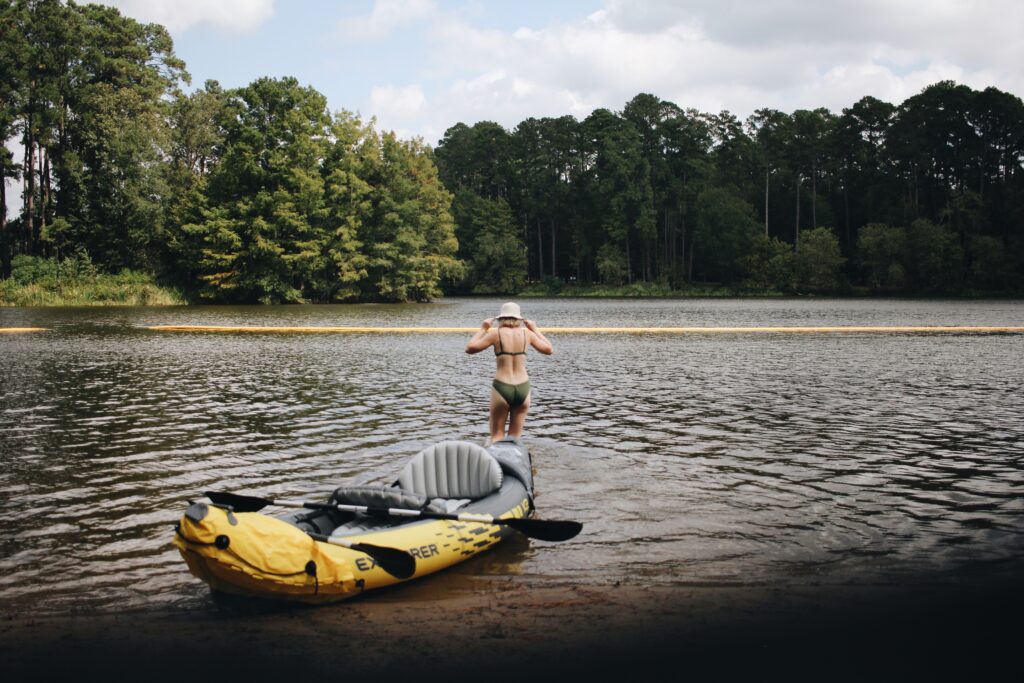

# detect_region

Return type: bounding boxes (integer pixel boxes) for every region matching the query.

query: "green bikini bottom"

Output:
[492,379,531,407]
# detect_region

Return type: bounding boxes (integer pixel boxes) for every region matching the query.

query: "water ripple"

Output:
[2,300,1024,613]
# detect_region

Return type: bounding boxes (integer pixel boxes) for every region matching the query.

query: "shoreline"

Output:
[5,291,1024,307]
[3,577,1019,680]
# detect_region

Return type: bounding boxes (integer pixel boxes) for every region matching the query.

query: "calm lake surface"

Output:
[2,298,1023,615]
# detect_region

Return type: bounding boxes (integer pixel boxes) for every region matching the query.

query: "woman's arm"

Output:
[465,319,497,354]
[525,319,553,355]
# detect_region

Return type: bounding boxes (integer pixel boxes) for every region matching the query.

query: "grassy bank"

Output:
[518,280,787,297]
[515,281,1024,298]
[0,255,185,306]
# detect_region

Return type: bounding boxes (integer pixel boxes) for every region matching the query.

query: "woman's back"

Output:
[493,325,529,384]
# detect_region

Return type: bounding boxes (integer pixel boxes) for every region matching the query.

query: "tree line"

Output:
[434,87,1024,294]
[1,0,460,303]
[2,1,1022,302]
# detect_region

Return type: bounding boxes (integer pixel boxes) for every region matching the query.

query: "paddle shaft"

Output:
[205,491,581,542]
[269,497,515,526]
[307,531,393,553]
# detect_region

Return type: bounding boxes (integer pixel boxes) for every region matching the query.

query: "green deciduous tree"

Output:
[904,218,964,292]
[451,190,526,293]
[580,108,654,283]
[741,234,796,292]
[969,235,1012,291]
[358,133,463,301]
[857,223,907,291]
[795,227,845,291]
[2,0,186,272]
[182,77,331,303]
[692,187,759,283]
[833,97,898,249]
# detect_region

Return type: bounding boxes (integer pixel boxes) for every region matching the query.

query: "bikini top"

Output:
[495,327,528,357]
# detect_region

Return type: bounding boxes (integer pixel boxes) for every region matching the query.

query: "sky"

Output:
[97,0,1024,144]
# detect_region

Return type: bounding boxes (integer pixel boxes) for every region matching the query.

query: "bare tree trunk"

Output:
[680,202,687,283]
[536,218,544,279]
[25,146,35,255]
[794,173,801,253]
[41,147,49,257]
[56,96,67,220]
[811,161,817,231]
[764,167,770,236]
[1,177,9,278]
[668,211,675,273]
[687,239,694,281]
[24,113,35,255]
[550,218,556,280]
[523,217,529,278]
[904,178,912,225]
[663,210,669,274]
[626,237,632,284]
[844,184,850,252]
[912,164,919,214]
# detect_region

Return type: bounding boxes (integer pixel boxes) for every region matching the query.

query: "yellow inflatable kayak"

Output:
[173,439,576,603]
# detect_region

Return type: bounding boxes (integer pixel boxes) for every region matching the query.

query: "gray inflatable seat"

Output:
[397,441,503,500]
[331,485,429,510]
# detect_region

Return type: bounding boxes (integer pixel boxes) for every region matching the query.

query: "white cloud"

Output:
[338,0,437,40]
[94,1,1024,144]
[102,0,275,34]
[370,84,428,122]
[358,0,1024,143]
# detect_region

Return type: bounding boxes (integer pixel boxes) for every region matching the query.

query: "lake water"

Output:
[2,298,1023,616]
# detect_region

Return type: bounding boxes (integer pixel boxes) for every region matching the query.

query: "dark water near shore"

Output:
[2,298,1023,616]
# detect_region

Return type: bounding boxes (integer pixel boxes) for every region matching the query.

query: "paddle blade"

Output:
[205,491,271,513]
[349,542,417,580]
[503,517,582,542]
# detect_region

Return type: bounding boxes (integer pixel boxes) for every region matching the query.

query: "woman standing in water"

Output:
[465,302,554,444]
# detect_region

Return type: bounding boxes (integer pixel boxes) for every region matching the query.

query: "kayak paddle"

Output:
[206,490,583,542]
[305,532,415,579]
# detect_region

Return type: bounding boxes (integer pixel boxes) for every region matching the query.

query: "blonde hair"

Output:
[497,317,521,328]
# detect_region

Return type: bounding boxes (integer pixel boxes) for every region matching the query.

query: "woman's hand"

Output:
[525,319,553,355]
[466,321,494,354]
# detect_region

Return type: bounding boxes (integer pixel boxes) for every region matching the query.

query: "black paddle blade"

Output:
[308,532,416,580]
[349,542,416,579]
[503,517,583,542]
[205,491,272,513]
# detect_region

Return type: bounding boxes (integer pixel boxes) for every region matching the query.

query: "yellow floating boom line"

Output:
[147,325,1024,334]
[0,327,48,333]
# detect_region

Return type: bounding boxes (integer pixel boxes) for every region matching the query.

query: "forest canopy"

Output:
[1,0,460,303]
[434,89,1024,295]
[2,0,1023,302]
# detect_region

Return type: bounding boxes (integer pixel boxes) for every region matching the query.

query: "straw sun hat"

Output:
[497,302,523,320]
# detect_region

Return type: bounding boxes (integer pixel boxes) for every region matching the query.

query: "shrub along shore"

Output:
[519,281,777,297]
[3,249,1017,307]
[0,254,183,306]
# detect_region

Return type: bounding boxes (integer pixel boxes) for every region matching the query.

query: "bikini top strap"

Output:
[494,326,528,356]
